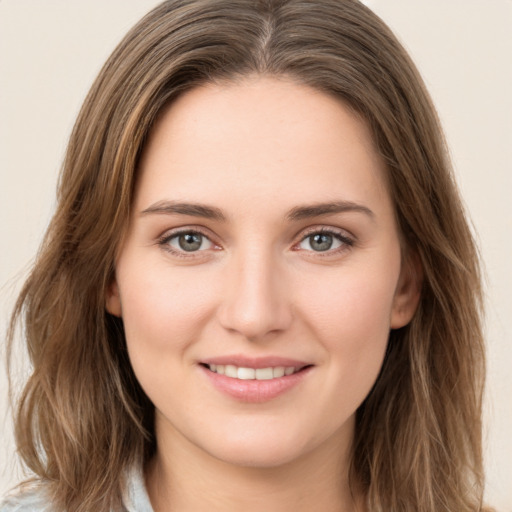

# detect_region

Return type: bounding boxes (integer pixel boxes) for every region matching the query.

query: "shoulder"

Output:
[0,485,53,512]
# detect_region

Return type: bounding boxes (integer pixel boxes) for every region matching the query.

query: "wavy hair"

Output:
[8,1,488,510]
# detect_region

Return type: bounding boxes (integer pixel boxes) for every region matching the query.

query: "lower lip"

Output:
[200,365,312,403]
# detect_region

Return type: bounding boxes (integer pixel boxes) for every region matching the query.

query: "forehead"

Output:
[135,76,391,218]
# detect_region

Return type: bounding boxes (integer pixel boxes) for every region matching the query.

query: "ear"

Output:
[105,277,122,317]
[390,252,422,329]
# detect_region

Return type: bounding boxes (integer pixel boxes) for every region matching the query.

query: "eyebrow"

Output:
[140,199,374,222]
[285,201,375,221]
[140,200,226,221]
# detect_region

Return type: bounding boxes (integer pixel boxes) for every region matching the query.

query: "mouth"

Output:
[201,363,310,381]
[199,358,313,402]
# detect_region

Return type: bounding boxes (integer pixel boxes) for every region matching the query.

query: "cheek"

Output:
[304,263,398,342]
[116,259,222,412]
[116,257,217,360]
[300,262,399,394]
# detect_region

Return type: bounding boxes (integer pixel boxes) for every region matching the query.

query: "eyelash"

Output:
[157,226,355,258]
[157,228,216,259]
[295,227,355,257]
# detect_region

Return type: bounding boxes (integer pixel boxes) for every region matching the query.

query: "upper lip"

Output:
[200,355,312,370]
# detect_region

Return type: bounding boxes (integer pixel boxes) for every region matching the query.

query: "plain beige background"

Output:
[1,0,511,509]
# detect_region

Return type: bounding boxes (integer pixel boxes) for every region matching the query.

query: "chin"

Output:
[207,439,308,469]
[192,418,341,471]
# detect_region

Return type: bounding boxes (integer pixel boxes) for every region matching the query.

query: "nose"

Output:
[217,249,293,341]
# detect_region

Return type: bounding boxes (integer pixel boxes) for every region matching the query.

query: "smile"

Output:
[206,364,298,380]
[200,358,313,402]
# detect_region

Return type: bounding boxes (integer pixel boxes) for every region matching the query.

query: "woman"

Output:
[3,1,490,511]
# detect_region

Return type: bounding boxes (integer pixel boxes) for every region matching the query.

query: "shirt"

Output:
[0,467,154,512]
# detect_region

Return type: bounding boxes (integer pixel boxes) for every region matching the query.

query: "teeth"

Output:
[237,367,255,380]
[225,365,237,378]
[256,367,274,380]
[273,366,285,378]
[207,364,298,380]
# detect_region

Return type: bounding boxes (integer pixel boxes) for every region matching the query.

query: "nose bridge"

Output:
[218,244,292,340]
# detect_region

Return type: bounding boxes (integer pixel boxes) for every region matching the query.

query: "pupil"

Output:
[311,233,333,251]
[179,233,202,251]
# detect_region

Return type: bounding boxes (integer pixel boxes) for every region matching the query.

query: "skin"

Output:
[107,76,420,511]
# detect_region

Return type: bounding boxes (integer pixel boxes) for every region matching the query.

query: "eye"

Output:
[161,230,215,253]
[297,229,353,253]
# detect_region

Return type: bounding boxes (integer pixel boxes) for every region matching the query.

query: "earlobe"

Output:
[105,278,122,317]
[390,252,423,329]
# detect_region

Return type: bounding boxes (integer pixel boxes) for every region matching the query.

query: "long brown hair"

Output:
[8,1,488,510]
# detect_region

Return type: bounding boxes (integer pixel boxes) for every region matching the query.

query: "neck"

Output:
[145,423,365,512]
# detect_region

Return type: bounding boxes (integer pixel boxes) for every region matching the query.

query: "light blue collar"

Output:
[123,466,154,512]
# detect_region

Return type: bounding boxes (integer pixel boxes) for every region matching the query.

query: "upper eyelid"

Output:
[297,225,355,241]
[159,225,216,241]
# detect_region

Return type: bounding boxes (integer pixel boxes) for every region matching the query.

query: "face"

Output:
[107,76,420,469]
